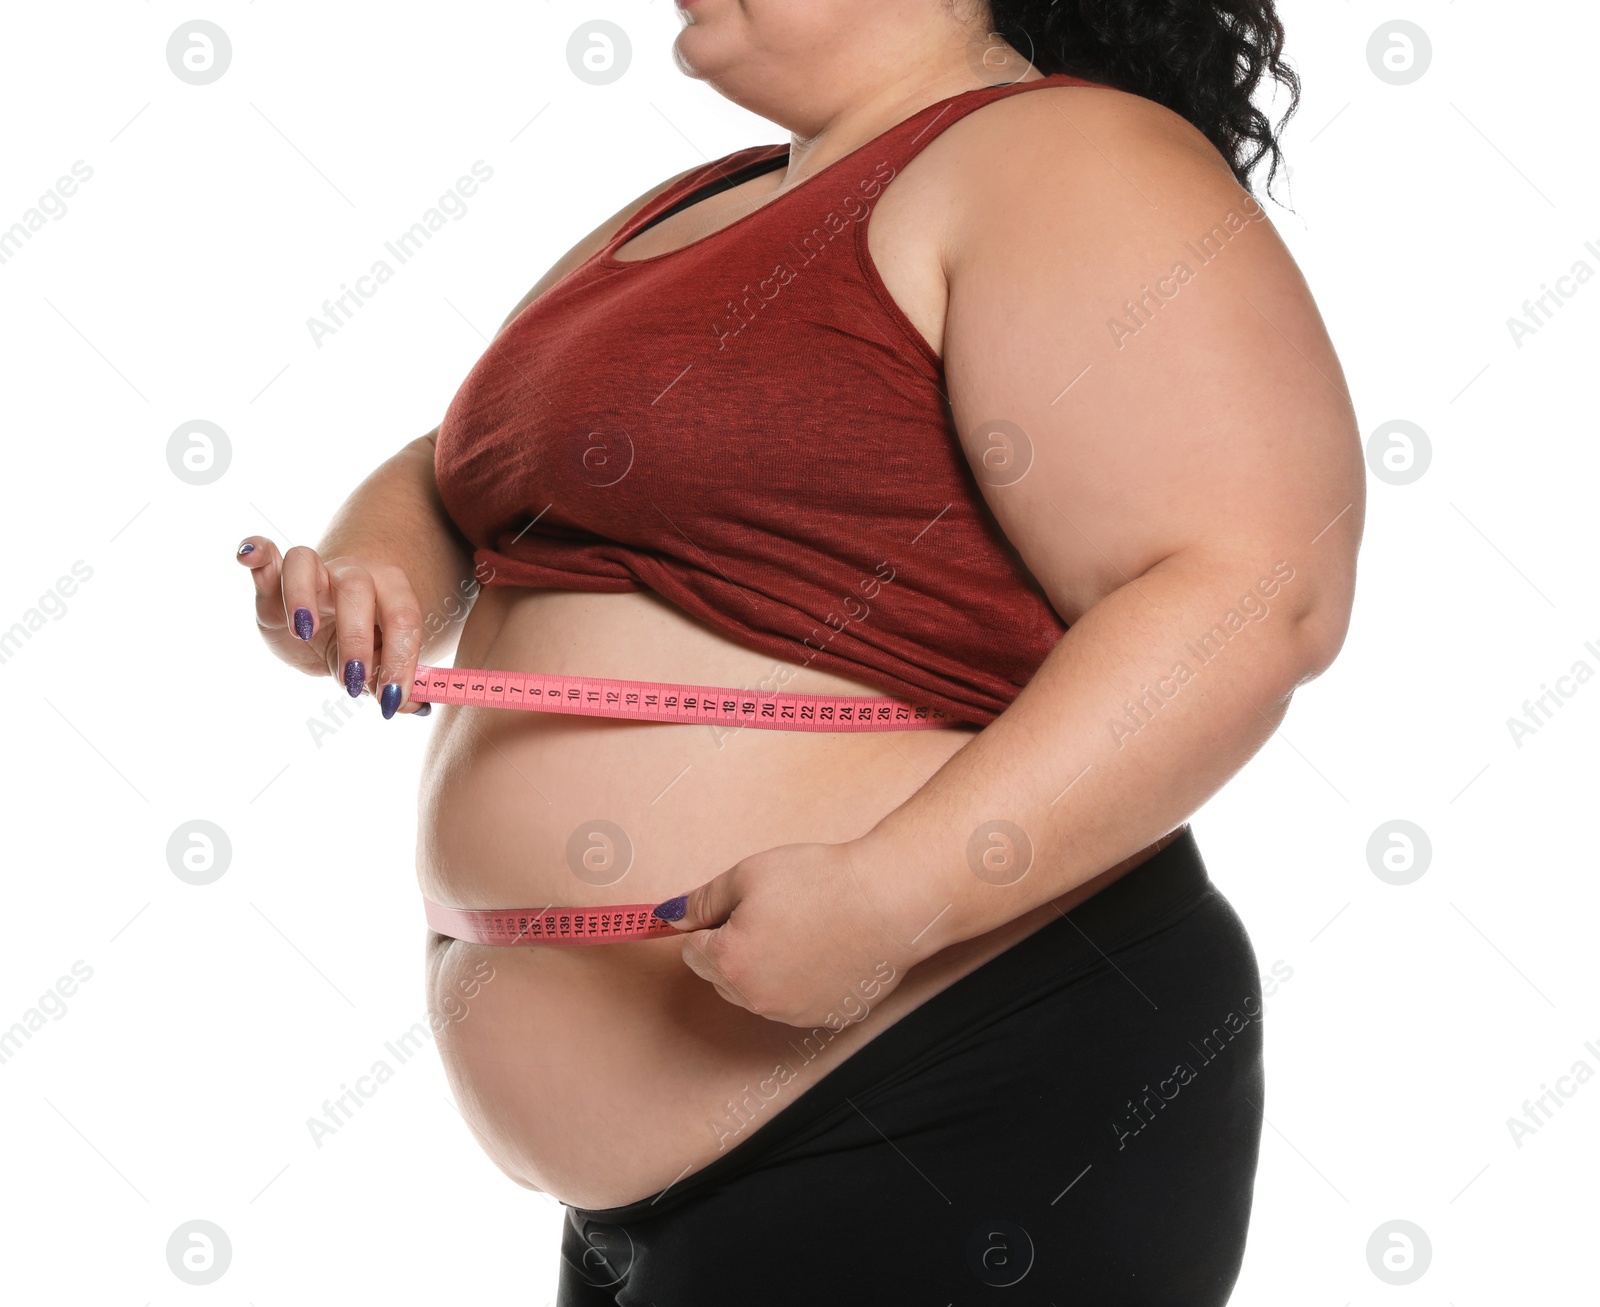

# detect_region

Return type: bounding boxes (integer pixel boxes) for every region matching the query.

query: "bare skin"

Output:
[239,0,1362,1210]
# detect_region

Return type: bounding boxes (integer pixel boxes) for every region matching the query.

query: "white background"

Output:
[1,1,1595,1303]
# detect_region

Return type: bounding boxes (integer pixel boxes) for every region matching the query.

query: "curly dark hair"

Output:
[982,0,1301,200]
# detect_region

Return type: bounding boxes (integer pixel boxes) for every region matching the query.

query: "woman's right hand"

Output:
[235,536,430,718]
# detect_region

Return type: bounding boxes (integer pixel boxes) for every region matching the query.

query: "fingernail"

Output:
[380,682,401,719]
[292,608,314,640]
[237,542,255,556]
[651,895,687,923]
[344,659,365,698]
[412,702,432,717]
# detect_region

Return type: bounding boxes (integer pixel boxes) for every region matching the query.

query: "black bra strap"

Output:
[629,150,789,240]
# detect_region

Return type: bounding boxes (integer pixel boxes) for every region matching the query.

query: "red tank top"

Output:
[433,73,1106,726]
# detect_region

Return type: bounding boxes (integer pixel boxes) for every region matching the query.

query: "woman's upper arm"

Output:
[941,88,1364,655]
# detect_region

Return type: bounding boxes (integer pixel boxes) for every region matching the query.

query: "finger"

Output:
[652,868,740,934]
[679,930,723,985]
[237,536,289,629]
[680,933,751,1009]
[326,560,378,699]
[368,566,426,720]
[280,545,331,644]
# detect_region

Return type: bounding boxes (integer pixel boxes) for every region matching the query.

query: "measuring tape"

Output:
[424,898,680,946]
[412,663,955,944]
[408,664,952,732]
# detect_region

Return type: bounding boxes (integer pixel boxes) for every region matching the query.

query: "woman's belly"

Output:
[418,585,1129,1209]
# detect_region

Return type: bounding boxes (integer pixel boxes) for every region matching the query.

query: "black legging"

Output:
[558,826,1265,1305]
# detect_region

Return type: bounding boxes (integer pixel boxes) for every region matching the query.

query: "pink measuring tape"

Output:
[407,664,952,732]
[424,899,681,946]
[411,663,953,946]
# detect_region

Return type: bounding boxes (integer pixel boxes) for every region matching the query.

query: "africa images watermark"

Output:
[1107,561,1295,747]
[1105,195,1271,348]
[704,558,903,749]
[705,960,899,1151]
[0,560,94,667]
[305,955,494,1148]
[304,1019,435,1149]
[1505,1037,1600,1150]
[306,160,494,349]
[1505,237,1600,349]
[0,960,95,1068]
[1112,989,1265,1150]
[0,160,94,269]
[711,160,897,351]
[1504,635,1600,749]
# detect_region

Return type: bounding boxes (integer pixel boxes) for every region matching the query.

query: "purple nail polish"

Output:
[344,659,365,698]
[413,702,432,717]
[293,608,314,640]
[651,895,687,923]
[380,682,401,719]
[237,542,255,555]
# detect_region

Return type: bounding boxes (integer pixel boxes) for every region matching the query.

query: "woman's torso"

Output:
[419,73,1167,1210]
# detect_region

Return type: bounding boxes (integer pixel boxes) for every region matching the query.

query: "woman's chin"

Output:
[671,31,719,81]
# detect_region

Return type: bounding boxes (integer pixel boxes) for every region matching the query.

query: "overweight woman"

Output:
[237,1,1361,1301]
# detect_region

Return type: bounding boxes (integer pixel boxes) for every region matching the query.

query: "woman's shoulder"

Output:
[925,79,1269,262]
[951,79,1235,196]
[986,80,1222,168]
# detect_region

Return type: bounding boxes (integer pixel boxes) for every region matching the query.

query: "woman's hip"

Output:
[560,827,1267,1304]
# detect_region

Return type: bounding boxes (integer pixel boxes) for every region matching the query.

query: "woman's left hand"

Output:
[653,841,923,1028]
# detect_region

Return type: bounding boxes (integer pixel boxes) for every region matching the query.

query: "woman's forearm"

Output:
[853,547,1348,961]
[315,431,479,664]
